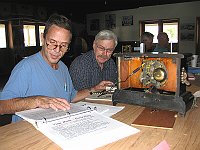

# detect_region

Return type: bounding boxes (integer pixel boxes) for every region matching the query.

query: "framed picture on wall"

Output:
[180,23,195,30]
[90,19,100,31]
[105,14,116,29]
[122,16,133,26]
[180,32,194,41]
[180,23,195,41]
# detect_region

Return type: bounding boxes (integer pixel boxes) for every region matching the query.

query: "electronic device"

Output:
[112,53,194,116]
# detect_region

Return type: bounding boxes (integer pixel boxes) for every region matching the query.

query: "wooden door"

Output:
[196,17,200,55]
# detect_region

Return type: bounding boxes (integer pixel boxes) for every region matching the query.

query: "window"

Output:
[23,25,36,46]
[145,23,158,43]
[141,19,179,43]
[163,22,178,43]
[0,24,7,48]
[39,25,45,46]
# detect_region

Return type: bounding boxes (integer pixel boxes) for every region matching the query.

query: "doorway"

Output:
[196,17,200,55]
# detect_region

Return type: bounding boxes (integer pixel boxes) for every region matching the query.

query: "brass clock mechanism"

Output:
[139,60,167,88]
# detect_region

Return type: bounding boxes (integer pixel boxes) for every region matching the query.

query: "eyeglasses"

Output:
[96,44,115,53]
[46,39,70,52]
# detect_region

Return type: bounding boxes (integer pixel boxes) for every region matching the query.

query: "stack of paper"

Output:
[16,102,140,150]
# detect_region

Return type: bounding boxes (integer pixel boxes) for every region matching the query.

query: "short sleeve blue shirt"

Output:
[0,52,77,122]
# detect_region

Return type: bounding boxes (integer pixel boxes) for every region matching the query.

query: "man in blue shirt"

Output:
[0,14,113,122]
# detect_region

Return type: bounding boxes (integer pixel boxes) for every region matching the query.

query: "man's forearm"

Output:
[72,89,92,102]
[0,97,37,115]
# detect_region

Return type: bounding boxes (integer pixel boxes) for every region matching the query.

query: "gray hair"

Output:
[95,30,118,47]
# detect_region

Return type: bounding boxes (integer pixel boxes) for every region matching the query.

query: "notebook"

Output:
[16,103,140,150]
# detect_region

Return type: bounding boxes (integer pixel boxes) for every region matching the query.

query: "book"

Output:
[131,108,177,129]
[16,103,140,150]
[16,103,87,127]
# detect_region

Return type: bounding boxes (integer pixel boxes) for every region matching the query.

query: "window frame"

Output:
[0,21,8,48]
[23,24,36,47]
[140,18,179,52]
[39,25,45,46]
[22,21,45,48]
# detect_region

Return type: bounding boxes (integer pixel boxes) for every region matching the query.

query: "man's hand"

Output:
[0,96,71,115]
[34,96,71,111]
[93,81,114,92]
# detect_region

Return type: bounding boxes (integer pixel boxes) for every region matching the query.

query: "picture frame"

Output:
[90,19,100,31]
[122,16,133,26]
[180,23,195,41]
[105,14,116,29]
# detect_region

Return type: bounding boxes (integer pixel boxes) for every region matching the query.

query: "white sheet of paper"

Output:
[75,101,125,117]
[37,111,140,150]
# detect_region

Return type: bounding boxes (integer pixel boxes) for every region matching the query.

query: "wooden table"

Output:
[1,77,200,150]
[0,98,200,150]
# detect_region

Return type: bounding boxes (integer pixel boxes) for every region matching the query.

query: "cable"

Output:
[109,65,142,92]
[115,65,142,86]
[97,65,142,97]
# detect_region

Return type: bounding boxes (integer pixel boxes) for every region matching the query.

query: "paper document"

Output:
[37,111,139,150]
[16,103,87,126]
[75,101,124,117]
[16,103,139,150]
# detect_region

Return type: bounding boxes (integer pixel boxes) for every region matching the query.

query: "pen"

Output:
[97,90,107,97]
[64,83,67,92]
